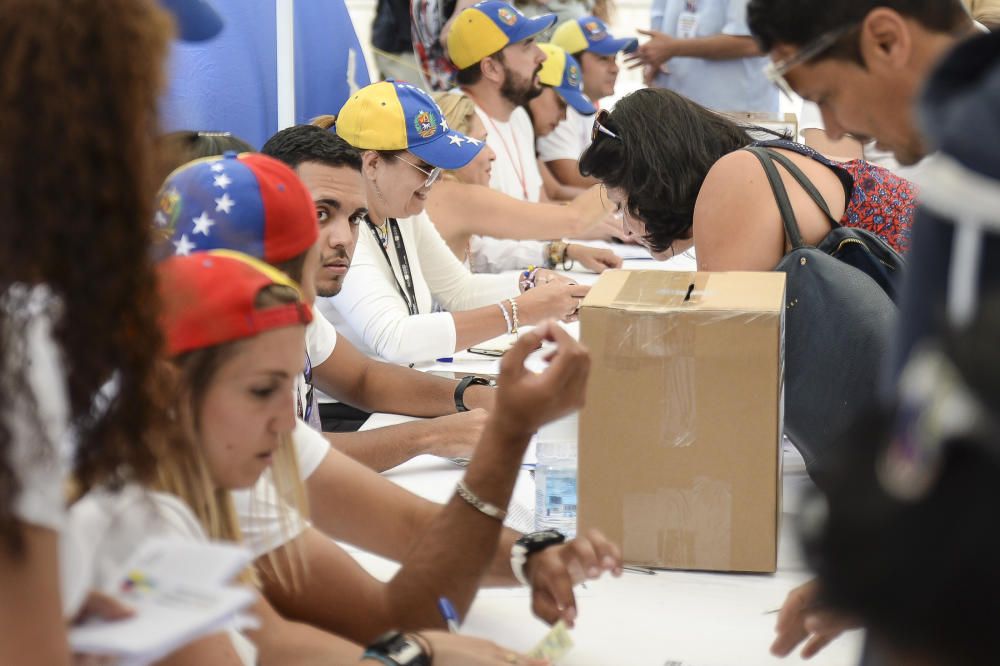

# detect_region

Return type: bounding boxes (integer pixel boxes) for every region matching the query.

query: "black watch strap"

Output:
[454,375,490,412]
[362,630,431,666]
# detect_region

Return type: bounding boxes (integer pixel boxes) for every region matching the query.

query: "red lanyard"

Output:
[484,114,529,201]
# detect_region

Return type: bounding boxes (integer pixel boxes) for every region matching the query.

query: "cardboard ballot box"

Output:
[577,270,786,573]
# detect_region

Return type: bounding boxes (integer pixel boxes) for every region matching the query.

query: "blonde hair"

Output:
[432,92,478,136]
[154,284,309,588]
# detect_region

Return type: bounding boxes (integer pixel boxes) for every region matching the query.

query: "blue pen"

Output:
[436,357,454,363]
[437,597,460,633]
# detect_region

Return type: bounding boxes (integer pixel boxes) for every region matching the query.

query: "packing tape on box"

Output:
[622,477,733,570]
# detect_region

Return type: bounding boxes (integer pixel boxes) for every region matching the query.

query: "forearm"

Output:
[482,527,523,586]
[671,34,761,60]
[248,594,367,665]
[356,359,495,416]
[324,424,433,472]
[384,413,533,628]
[451,305,513,351]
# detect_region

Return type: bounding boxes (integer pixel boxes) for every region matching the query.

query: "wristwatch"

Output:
[454,375,492,412]
[362,630,431,666]
[510,529,566,586]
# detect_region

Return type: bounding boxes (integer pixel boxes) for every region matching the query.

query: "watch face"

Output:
[522,529,566,546]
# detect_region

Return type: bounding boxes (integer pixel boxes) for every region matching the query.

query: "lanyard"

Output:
[483,115,529,201]
[368,218,419,315]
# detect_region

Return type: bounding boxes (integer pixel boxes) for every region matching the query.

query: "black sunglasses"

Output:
[591,109,620,142]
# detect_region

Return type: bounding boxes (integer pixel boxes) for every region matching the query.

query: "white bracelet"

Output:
[497,301,512,334]
[507,298,519,336]
[455,479,507,522]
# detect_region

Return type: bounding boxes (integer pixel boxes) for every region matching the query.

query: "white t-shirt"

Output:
[231,418,328,557]
[61,486,257,664]
[318,211,518,364]
[469,104,551,272]
[537,106,593,164]
[478,105,544,202]
[2,284,72,531]
[299,310,339,414]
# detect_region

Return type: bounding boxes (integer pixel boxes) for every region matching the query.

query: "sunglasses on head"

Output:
[591,109,621,142]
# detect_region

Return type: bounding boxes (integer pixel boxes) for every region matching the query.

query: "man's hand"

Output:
[566,244,623,273]
[771,580,858,659]
[626,29,678,70]
[494,321,590,438]
[522,528,623,628]
[423,409,489,459]
[420,631,548,665]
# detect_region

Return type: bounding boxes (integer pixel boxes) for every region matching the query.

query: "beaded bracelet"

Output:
[455,479,507,522]
[507,297,519,336]
[498,300,512,334]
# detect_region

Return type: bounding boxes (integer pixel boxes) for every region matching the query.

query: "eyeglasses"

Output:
[591,109,620,142]
[394,154,443,188]
[763,23,857,100]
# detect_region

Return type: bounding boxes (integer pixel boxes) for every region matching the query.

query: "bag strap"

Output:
[765,150,840,227]
[744,146,806,249]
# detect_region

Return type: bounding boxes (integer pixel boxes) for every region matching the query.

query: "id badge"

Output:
[676,10,699,39]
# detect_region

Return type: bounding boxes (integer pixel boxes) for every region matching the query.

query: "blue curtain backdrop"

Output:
[160,0,370,148]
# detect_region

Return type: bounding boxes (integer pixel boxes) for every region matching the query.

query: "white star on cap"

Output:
[213,173,232,189]
[215,193,235,214]
[192,211,215,236]
[210,162,225,173]
[465,137,482,146]
[448,135,465,146]
[173,234,196,256]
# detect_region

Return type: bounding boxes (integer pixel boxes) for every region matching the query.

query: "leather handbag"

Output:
[745,147,905,476]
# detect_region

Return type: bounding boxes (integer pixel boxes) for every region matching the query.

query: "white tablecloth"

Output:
[346,249,862,665]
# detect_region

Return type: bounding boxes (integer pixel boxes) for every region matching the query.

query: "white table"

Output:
[351,414,862,666]
[347,249,862,665]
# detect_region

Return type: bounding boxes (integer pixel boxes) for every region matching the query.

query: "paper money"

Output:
[528,619,574,662]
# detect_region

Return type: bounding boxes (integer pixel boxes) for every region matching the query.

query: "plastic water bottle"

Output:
[534,413,578,538]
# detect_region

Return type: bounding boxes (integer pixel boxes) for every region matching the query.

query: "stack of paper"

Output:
[69,538,257,665]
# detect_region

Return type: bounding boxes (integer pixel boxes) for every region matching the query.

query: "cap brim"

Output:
[555,87,597,115]
[588,36,639,55]
[410,128,485,170]
[161,0,224,42]
[510,13,558,44]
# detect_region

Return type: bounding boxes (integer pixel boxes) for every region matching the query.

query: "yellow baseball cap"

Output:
[447,1,557,70]
[537,44,595,115]
[335,80,484,170]
[552,15,638,56]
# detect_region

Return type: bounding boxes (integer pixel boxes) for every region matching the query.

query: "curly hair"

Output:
[0,0,173,555]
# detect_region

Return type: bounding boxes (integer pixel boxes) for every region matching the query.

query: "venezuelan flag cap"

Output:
[155,152,318,264]
[335,80,484,170]
[552,15,638,56]
[538,44,595,115]
[447,1,557,70]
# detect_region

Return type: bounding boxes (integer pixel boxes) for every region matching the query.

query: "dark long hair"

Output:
[0,0,173,554]
[579,88,763,253]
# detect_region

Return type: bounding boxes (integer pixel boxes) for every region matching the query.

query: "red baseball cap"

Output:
[159,250,313,357]
[156,152,318,263]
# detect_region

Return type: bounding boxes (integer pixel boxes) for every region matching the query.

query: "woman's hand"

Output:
[516,281,590,324]
[71,591,134,665]
[566,244,623,273]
